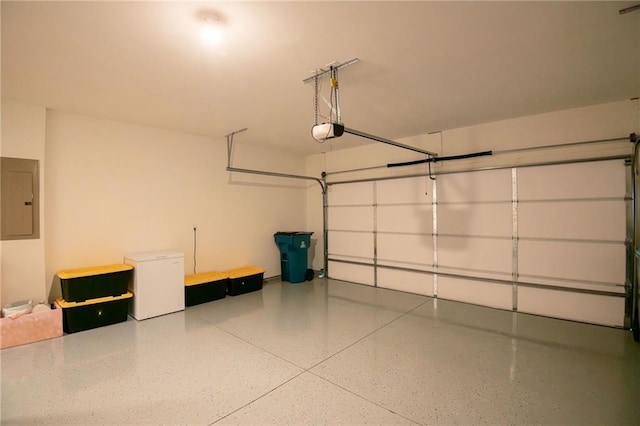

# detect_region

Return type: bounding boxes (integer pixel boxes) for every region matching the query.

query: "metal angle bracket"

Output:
[224,127,327,193]
[225,127,248,167]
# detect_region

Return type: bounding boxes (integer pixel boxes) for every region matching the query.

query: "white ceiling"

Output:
[2,1,639,155]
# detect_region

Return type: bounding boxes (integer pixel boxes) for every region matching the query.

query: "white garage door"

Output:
[326,159,629,327]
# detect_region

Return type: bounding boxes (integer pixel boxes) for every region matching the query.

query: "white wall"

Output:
[1,100,47,306]
[44,111,307,301]
[2,99,636,305]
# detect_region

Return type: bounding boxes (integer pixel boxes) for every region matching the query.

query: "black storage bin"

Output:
[226,267,265,296]
[185,272,228,306]
[56,292,133,333]
[57,264,133,302]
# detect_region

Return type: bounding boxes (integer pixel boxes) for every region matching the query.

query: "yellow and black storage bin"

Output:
[185,272,229,306]
[225,267,266,296]
[57,264,133,302]
[55,292,133,334]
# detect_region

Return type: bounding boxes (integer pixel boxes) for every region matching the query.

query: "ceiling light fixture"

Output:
[198,11,225,46]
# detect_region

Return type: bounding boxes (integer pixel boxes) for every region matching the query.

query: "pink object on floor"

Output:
[0,306,63,349]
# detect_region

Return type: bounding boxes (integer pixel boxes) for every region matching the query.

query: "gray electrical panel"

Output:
[1,157,39,240]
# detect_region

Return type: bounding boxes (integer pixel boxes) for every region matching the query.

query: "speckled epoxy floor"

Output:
[2,278,639,425]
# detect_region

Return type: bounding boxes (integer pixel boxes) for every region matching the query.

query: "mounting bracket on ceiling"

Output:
[302,58,360,85]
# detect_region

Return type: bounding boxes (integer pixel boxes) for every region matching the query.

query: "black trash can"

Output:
[274,232,314,283]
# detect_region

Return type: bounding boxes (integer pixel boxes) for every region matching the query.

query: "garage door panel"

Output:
[518,160,626,200]
[329,206,373,231]
[438,169,512,203]
[519,200,625,241]
[328,261,374,286]
[519,240,625,284]
[328,182,373,206]
[378,205,432,233]
[438,236,512,274]
[377,233,434,266]
[518,287,624,327]
[377,260,433,271]
[439,203,512,237]
[377,176,433,204]
[515,275,624,294]
[328,231,373,260]
[377,268,433,296]
[438,276,512,310]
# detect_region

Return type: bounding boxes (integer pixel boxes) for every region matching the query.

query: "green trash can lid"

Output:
[274,232,313,236]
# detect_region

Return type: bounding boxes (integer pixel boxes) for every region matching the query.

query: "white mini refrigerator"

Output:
[124,250,185,320]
